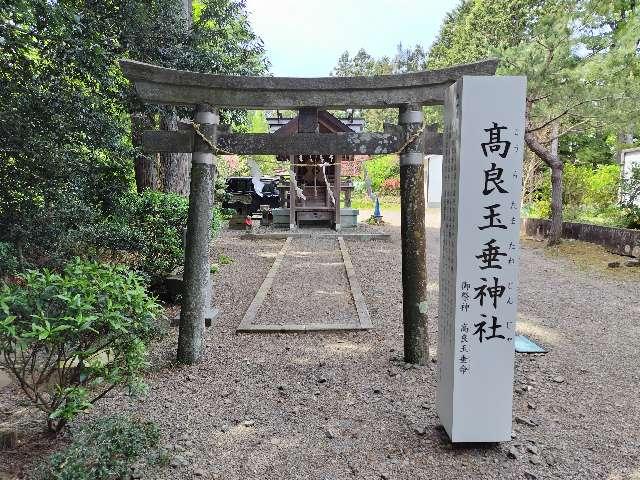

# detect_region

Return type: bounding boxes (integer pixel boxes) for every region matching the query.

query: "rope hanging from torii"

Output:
[187,119,427,164]
[189,118,425,205]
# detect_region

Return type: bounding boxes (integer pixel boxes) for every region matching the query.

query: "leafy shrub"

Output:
[379,177,401,195]
[524,163,624,225]
[0,242,20,277]
[0,259,161,432]
[36,416,161,480]
[524,199,551,219]
[364,155,400,191]
[622,206,640,229]
[2,194,106,269]
[105,191,190,284]
[583,164,621,211]
[88,191,223,286]
[561,163,591,208]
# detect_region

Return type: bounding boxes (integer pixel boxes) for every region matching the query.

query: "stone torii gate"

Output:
[120,57,497,363]
[120,59,528,443]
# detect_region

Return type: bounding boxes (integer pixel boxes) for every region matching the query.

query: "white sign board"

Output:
[437,76,526,443]
[426,155,443,206]
[622,149,640,206]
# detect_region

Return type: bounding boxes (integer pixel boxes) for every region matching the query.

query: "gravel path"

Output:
[254,237,358,327]
[2,210,639,479]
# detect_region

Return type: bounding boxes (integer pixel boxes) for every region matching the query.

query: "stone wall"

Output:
[522,218,640,258]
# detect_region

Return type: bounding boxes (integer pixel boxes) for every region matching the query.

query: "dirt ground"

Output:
[2,210,639,479]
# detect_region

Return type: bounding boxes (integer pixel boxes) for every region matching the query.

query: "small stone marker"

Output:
[437,76,527,442]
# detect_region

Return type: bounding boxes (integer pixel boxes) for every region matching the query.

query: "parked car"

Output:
[222,176,280,215]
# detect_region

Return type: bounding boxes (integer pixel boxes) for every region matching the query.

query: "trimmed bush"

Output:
[583,164,621,211]
[0,259,161,432]
[100,191,190,285]
[364,155,400,191]
[36,416,161,480]
[88,191,223,286]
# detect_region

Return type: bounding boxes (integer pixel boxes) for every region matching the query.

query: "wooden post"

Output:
[177,104,217,365]
[344,182,352,208]
[334,155,341,231]
[399,104,429,365]
[289,156,296,230]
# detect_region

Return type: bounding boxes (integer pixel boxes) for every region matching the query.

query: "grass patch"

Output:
[522,237,640,281]
[347,194,401,212]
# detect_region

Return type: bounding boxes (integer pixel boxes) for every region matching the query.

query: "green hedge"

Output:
[524,163,638,228]
[85,191,223,286]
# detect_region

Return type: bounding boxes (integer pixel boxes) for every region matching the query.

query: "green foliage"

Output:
[525,199,552,219]
[427,0,639,236]
[0,243,21,278]
[218,254,233,265]
[557,163,621,215]
[210,253,233,275]
[99,191,189,284]
[1,0,267,271]
[241,110,278,175]
[36,416,161,480]
[379,177,401,195]
[560,130,617,166]
[364,155,400,191]
[0,0,134,261]
[428,0,543,69]
[349,195,401,211]
[332,44,428,132]
[0,259,161,432]
[583,164,621,210]
[538,163,620,211]
[525,163,632,227]
[87,191,223,285]
[621,165,640,207]
[621,206,640,229]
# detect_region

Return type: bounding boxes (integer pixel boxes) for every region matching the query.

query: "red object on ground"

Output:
[244,216,252,226]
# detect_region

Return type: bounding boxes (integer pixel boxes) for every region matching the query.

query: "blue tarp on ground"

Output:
[515,335,547,353]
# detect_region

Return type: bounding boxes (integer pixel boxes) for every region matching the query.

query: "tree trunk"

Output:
[525,130,563,245]
[160,109,191,196]
[131,113,158,192]
[548,161,564,245]
[157,2,193,196]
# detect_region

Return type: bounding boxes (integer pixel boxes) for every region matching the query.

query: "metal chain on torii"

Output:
[182,111,427,210]
[189,118,426,204]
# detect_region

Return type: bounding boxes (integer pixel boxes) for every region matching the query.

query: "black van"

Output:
[222,176,280,214]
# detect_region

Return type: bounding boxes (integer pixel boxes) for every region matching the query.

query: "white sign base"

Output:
[437,76,526,443]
